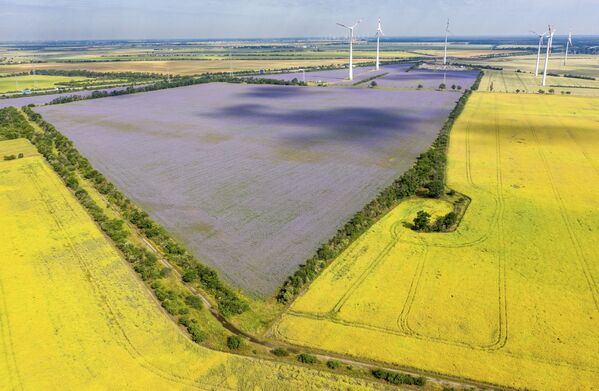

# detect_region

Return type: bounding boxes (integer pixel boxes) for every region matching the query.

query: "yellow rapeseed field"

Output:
[273,92,599,390]
[0,139,388,391]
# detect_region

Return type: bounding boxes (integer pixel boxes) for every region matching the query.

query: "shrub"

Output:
[371,368,426,386]
[227,335,242,350]
[18,153,24,158]
[297,353,319,364]
[438,83,446,90]
[327,360,341,369]
[185,295,203,309]
[271,348,290,357]
[417,84,424,89]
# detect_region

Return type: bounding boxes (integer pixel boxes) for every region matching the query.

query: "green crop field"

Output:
[0,74,92,93]
[479,69,599,96]
[0,138,388,390]
[273,92,599,390]
[463,54,599,78]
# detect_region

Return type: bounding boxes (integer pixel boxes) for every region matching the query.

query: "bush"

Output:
[271,348,290,357]
[185,295,203,309]
[417,84,423,89]
[297,353,319,364]
[326,360,341,369]
[438,83,446,90]
[3,154,16,161]
[227,335,242,350]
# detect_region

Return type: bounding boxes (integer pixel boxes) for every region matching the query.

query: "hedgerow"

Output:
[277,71,483,303]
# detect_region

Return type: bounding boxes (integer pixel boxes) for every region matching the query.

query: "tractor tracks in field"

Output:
[26,164,212,390]
[522,95,599,311]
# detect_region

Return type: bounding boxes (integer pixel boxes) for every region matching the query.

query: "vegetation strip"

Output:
[276,71,482,304]
[14,106,247,321]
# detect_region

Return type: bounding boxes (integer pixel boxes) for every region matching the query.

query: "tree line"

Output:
[14,106,248,322]
[276,71,483,304]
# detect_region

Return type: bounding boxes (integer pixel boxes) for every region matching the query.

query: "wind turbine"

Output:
[375,18,384,71]
[564,31,573,65]
[542,25,555,87]
[531,30,547,77]
[443,19,450,66]
[337,20,362,80]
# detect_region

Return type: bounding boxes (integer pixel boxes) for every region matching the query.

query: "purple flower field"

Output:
[0,87,131,109]
[375,69,480,90]
[256,63,478,91]
[253,65,399,84]
[36,82,460,295]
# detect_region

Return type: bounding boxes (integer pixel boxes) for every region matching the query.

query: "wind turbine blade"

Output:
[351,19,362,29]
[337,23,349,29]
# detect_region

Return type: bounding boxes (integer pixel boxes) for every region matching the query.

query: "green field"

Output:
[463,54,599,78]
[273,92,599,390]
[479,69,599,96]
[0,74,92,93]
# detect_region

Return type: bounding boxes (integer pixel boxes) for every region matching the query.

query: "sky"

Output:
[1,0,597,41]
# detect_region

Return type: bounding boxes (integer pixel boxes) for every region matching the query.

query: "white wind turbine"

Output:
[542,25,555,87]
[337,20,362,80]
[530,29,547,77]
[564,31,573,65]
[443,19,450,66]
[375,18,384,71]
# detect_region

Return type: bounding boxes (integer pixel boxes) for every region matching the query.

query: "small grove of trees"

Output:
[411,210,458,233]
[276,71,483,304]
[371,368,426,386]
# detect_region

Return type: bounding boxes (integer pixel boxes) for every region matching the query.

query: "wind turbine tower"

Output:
[375,18,384,71]
[542,25,555,87]
[531,30,547,77]
[564,32,573,65]
[443,19,450,66]
[337,20,362,80]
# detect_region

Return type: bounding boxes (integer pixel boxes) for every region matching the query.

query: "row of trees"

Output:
[48,73,313,106]
[21,106,248,319]
[0,106,219,342]
[276,71,483,304]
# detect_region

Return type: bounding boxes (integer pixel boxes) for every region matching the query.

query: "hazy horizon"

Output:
[1,0,597,41]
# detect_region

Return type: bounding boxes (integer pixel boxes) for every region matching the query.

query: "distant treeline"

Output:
[276,71,483,304]
[48,74,308,105]
[33,68,159,81]
[13,106,248,320]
